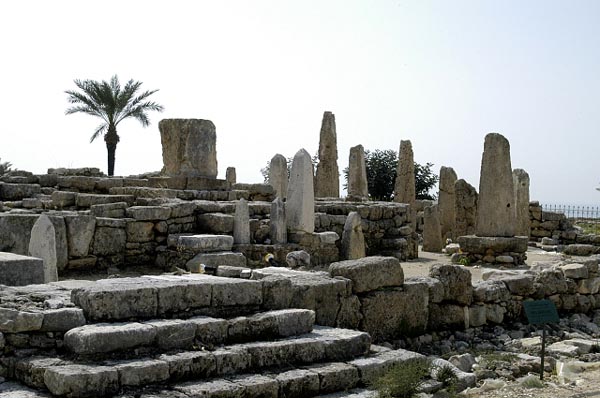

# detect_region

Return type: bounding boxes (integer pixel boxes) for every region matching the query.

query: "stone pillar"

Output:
[341,211,366,260]
[475,133,516,237]
[438,166,457,240]
[314,111,340,198]
[233,199,250,244]
[28,214,58,282]
[159,119,218,178]
[422,204,443,252]
[226,167,236,184]
[270,197,287,244]
[268,154,288,200]
[347,145,369,201]
[513,168,530,237]
[286,149,315,234]
[393,140,415,206]
[454,179,478,237]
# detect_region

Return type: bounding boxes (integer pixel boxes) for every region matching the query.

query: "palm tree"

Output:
[65,75,164,176]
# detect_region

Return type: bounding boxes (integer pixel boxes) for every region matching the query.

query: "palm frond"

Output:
[90,123,108,143]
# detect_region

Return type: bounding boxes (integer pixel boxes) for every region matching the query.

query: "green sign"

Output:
[523,299,559,325]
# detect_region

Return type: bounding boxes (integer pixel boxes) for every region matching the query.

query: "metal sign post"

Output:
[522,299,559,381]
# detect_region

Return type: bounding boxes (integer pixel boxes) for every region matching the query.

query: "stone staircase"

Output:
[4,274,425,398]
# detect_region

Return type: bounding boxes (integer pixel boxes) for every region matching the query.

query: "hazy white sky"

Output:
[1,0,599,205]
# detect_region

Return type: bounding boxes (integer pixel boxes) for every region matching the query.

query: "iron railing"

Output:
[542,204,600,220]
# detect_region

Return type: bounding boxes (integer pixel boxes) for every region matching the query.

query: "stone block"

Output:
[160,350,216,379]
[114,359,170,386]
[473,280,511,303]
[329,256,403,293]
[0,213,39,254]
[64,322,157,354]
[429,264,473,305]
[146,319,196,350]
[90,202,128,218]
[211,277,263,307]
[306,362,359,393]
[40,308,86,332]
[57,176,98,191]
[177,234,234,253]
[44,364,119,397]
[91,227,126,256]
[276,368,320,398]
[457,235,528,254]
[428,303,466,330]
[0,308,44,333]
[578,277,600,294]
[560,263,589,279]
[141,276,212,315]
[64,215,96,257]
[196,213,234,234]
[76,193,135,208]
[188,316,228,345]
[126,206,172,221]
[0,252,44,286]
[126,220,155,243]
[564,244,598,256]
[0,183,41,200]
[94,177,124,193]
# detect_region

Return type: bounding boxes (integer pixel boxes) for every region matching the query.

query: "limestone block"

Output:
[96,217,127,228]
[167,201,197,218]
[28,214,58,282]
[146,319,196,350]
[51,191,77,208]
[348,349,424,385]
[233,199,250,244]
[347,145,369,201]
[438,166,457,240]
[160,351,216,380]
[329,256,403,293]
[276,369,320,398]
[143,277,212,315]
[578,277,600,294]
[454,179,478,237]
[393,140,415,206]
[38,173,58,187]
[197,213,234,234]
[286,250,311,267]
[76,193,135,208]
[0,252,44,286]
[468,305,487,327]
[486,303,506,324]
[270,197,287,244]
[65,322,157,354]
[44,364,119,397]
[64,214,96,257]
[0,308,44,333]
[159,119,218,178]
[230,374,279,398]
[126,206,172,221]
[340,211,366,260]
[268,153,289,200]
[534,269,567,295]
[94,177,124,193]
[91,226,126,256]
[305,362,359,394]
[360,286,428,341]
[457,235,528,254]
[428,303,466,330]
[115,359,170,386]
[40,308,86,332]
[286,148,315,233]
[126,220,155,243]
[407,276,444,303]
[211,277,262,307]
[513,169,530,237]
[186,252,246,272]
[423,204,443,252]
[188,316,228,345]
[429,264,473,305]
[475,132,516,237]
[0,213,39,254]
[473,280,511,303]
[0,182,41,200]
[57,176,98,191]
[564,244,598,256]
[90,202,128,218]
[177,234,234,253]
[492,273,535,296]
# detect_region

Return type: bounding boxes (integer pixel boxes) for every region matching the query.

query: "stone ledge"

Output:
[457,235,528,254]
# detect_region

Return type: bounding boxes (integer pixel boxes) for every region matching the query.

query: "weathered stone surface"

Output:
[484,271,536,296]
[476,133,516,237]
[270,197,287,244]
[286,250,311,267]
[225,167,236,184]
[348,348,424,385]
[457,235,528,254]
[473,280,511,303]
[560,263,589,279]
[314,111,340,198]
[40,308,86,332]
[159,119,218,178]
[306,362,360,393]
[91,226,126,256]
[28,215,58,283]
[146,319,196,349]
[0,252,44,286]
[76,193,135,208]
[0,308,44,333]
[126,206,172,221]
[196,213,234,234]
[429,264,473,305]
[126,220,155,243]
[276,369,320,398]
[0,213,39,255]
[393,140,415,206]
[564,244,598,256]
[186,252,246,272]
[65,322,157,354]
[347,145,369,201]
[577,277,600,294]
[329,256,403,293]
[211,277,263,307]
[44,364,119,397]
[286,149,315,233]
[439,166,457,240]
[115,359,170,386]
[177,234,234,253]
[268,154,288,200]
[454,179,478,237]
[64,215,96,257]
[512,168,530,237]
[340,212,365,260]
[429,303,466,330]
[423,204,443,252]
[233,199,250,244]
[0,183,40,200]
[89,202,128,218]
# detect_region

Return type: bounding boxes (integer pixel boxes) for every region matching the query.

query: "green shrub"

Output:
[373,357,431,398]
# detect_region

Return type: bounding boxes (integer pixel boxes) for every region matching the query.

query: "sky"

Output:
[1,0,599,206]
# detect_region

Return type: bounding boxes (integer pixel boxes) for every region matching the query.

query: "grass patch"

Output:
[373,357,431,398]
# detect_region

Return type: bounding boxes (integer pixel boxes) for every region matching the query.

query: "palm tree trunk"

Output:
[105,127,119,176]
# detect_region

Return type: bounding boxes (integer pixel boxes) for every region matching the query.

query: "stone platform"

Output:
[456,235,529,265]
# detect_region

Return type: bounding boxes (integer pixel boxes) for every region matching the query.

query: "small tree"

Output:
[0,158,13,175]
[343,149,438,201]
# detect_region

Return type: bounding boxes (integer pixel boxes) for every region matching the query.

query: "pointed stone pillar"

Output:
[475,133,516,237]
[233,199,250,244]
[393,140,415,206]
[286,149,315,233]
[513,168,530,237]
[454,179,478,237]
[439,166,457,240]
[268,154,288,200]
[341,211,366,260]
[423,204,443,252]
[226,167,236,184]
[270,197,287,244]
[314,111,340,198]
[28,214,58,282]
[347,145,369,201]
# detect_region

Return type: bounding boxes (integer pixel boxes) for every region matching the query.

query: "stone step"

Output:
[71,274,262,321]
[22,326,372,397]
[176,234,234,253]
[64,309,315,355]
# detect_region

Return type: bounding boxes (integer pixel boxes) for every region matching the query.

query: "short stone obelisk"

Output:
[270,197,287,244]
[233,199,250,244]
[314,111,340,198]
[268,154,288,200]
[286,149,315,233]
[28,214,58,283]
[438,166,457,240]
[475,133,516,237]
[513,169,531,237]
[393,140,415,206]
[422,204,443,252]
[341,211,366,260]
[454,179,478,237]
[347,145,369,201]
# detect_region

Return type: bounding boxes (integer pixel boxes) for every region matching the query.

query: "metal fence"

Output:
[542,204,600,220]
